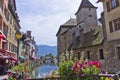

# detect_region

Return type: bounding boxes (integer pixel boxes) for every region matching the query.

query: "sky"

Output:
[16,0,103,46]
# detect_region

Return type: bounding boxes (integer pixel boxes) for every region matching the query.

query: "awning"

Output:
[7,51,16,58]
[0,34,4,39]
[0,49,7,54]
[0,55,17,61]
[19,56,26,59]
[2,39,7,43]
[9,57,17,61]
[0,55,11,59]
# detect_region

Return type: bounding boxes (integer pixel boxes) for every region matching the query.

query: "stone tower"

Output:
[75,0,98,33]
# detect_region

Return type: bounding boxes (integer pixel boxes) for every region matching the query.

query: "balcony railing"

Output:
[27,74,119,80]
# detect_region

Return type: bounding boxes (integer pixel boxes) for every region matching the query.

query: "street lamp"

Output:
[15,31,21,64]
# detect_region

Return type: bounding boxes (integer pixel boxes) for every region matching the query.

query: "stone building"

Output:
[57,0,120,73]
[56,0,104,63]
[98,0,120,73]
[56,18,76,63]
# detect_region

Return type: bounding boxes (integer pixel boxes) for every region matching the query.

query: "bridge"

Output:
[27,74,120,80]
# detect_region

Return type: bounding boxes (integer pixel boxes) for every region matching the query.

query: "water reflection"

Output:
[31,64,58,78]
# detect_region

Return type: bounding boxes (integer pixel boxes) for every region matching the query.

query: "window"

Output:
[79,25,81,28]
[106,0,119,12]
[109,18,120,32]
[90,28,93,31]
[99,49,104,59]
[106,1,110,12]
[78,52,80,60]
[114,18,120,31]
[109,21,114,33]
[87,51,90,59]
[89,8,91,11]
[117,47,120,59]
[111,0,119,9]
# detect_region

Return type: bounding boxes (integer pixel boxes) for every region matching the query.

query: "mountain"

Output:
[37,45,57,56]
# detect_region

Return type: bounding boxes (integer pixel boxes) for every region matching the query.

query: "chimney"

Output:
[79,28,84,43]
[27,31,31,38]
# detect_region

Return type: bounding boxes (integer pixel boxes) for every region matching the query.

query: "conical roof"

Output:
[76,0,97,15]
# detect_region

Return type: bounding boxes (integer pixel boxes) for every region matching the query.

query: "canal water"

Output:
[31,64,58,78]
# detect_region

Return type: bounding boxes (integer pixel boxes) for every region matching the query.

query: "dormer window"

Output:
[88,15,92,17]
[79,25,81,28]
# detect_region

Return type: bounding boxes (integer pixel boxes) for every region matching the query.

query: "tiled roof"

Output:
[61,18,77,26]
[76,0,97,14]
[74,26,104,49]
[56,18,76,36]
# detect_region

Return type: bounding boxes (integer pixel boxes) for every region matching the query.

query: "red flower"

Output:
[72,62,79,71]
[88,61,100,68]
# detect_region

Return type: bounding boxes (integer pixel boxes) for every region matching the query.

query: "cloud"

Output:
[16,0,103,46]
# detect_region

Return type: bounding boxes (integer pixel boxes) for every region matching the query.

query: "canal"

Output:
[31,64,58,79]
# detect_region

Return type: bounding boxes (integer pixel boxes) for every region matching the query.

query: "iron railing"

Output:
[27,74,119,80]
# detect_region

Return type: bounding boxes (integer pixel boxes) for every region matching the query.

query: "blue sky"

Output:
[16,0,103,46]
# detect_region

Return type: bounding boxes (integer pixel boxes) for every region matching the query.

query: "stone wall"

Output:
[103,39,120,73]
[73,39,120,73]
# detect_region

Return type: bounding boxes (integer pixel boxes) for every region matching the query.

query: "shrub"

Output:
[7,62,30,80]
[58,60,75,80]
[58,50,115,80]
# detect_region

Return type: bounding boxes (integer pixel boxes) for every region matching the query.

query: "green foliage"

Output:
[82,66,100,74]
[58,50,114,80]
[11,63,30,73]
[58,60,75,80]
[8,63,30,80]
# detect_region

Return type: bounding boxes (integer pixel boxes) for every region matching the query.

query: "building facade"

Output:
[0,0,20,58]
[21,31,38,61]
[98,0,120,73]
[57,0,104,63]
[56,18,76,63]
[57,0,120,73]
